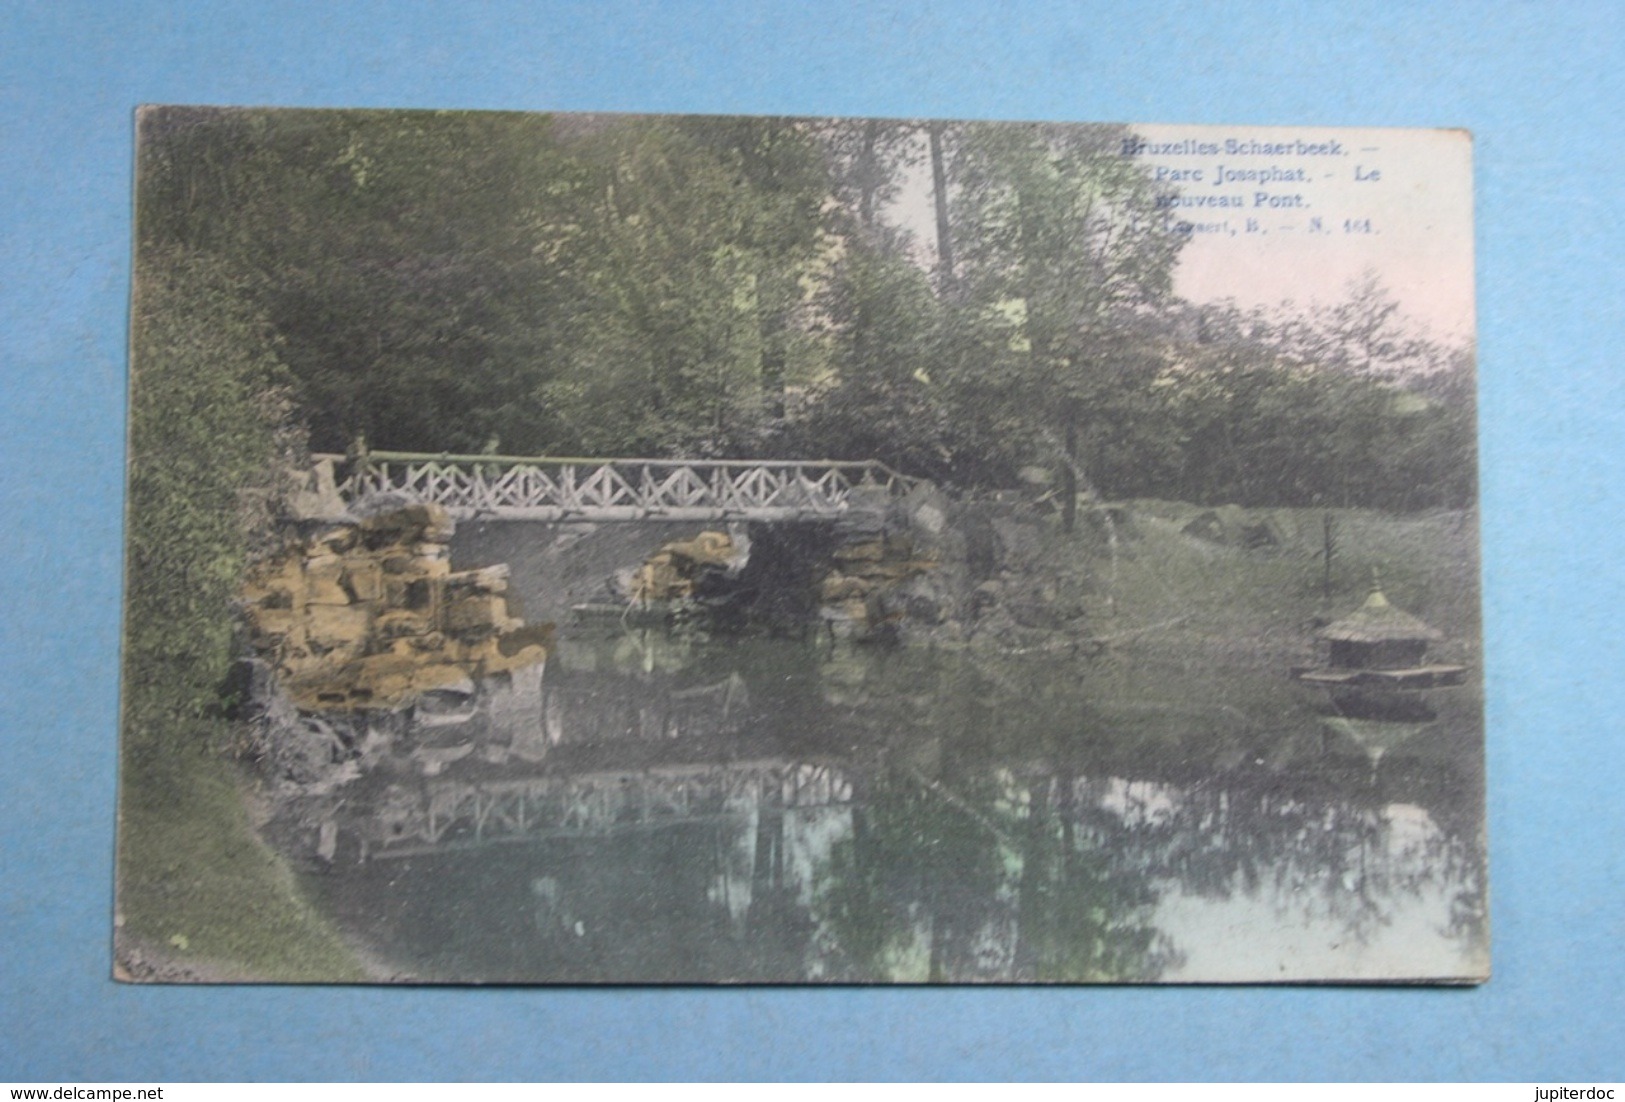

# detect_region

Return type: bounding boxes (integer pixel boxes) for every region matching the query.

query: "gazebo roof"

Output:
[1317,587,1444,644]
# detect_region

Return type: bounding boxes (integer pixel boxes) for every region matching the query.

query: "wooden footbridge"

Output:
[317,450,917,523]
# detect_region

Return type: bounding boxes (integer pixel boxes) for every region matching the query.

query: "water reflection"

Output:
[291,626,1486,983]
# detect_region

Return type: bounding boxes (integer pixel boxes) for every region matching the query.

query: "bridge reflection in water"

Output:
[364,760,853,858]
[294,629,1486,984]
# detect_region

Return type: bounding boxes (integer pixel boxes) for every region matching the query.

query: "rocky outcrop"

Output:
[628,530,743,602]
[239,503,549,711]
[815,485,1113,650]
[815,484,944,637]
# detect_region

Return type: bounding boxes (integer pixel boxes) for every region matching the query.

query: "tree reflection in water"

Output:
[292,627,1485,982]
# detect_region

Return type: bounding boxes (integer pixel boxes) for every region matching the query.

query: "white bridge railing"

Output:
[318,450,916,522]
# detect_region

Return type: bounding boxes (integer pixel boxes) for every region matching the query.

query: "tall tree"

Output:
[814,117,919,238]
[135,106,584,454]
[526,116,831,456]
[794,240,950,474]
[944,122,1185,526]
[688,116,830,424]
[927,121,957,295]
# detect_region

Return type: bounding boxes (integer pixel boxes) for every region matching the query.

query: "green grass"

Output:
[116,733,367,982]
[1039,501,1483,760]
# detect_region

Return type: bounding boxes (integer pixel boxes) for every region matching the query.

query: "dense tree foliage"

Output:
[133,107,1476,511]
[123,243,304,774]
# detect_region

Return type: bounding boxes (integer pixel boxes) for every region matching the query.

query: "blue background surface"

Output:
[1,0,1620,1081]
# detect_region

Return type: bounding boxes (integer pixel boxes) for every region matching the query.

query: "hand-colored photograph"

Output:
[116,107,1483,983]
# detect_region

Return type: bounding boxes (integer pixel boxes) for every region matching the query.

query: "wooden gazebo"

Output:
[1293,584,1466,691]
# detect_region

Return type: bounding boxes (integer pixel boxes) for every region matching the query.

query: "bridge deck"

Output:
[320,451,914,522]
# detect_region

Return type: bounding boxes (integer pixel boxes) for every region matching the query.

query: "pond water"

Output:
[289,622,1487,983]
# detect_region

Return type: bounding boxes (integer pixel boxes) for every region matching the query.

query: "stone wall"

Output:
[239,504,549,711]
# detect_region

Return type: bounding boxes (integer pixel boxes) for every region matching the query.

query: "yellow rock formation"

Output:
[240,504,549,711]
[629,530,738,602]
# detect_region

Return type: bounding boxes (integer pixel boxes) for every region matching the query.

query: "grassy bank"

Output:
[1009,501,1483,771]
[116,732,366,982]
[118,247,368,981]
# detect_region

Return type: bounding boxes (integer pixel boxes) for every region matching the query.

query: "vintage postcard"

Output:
[117,108,1484,983]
